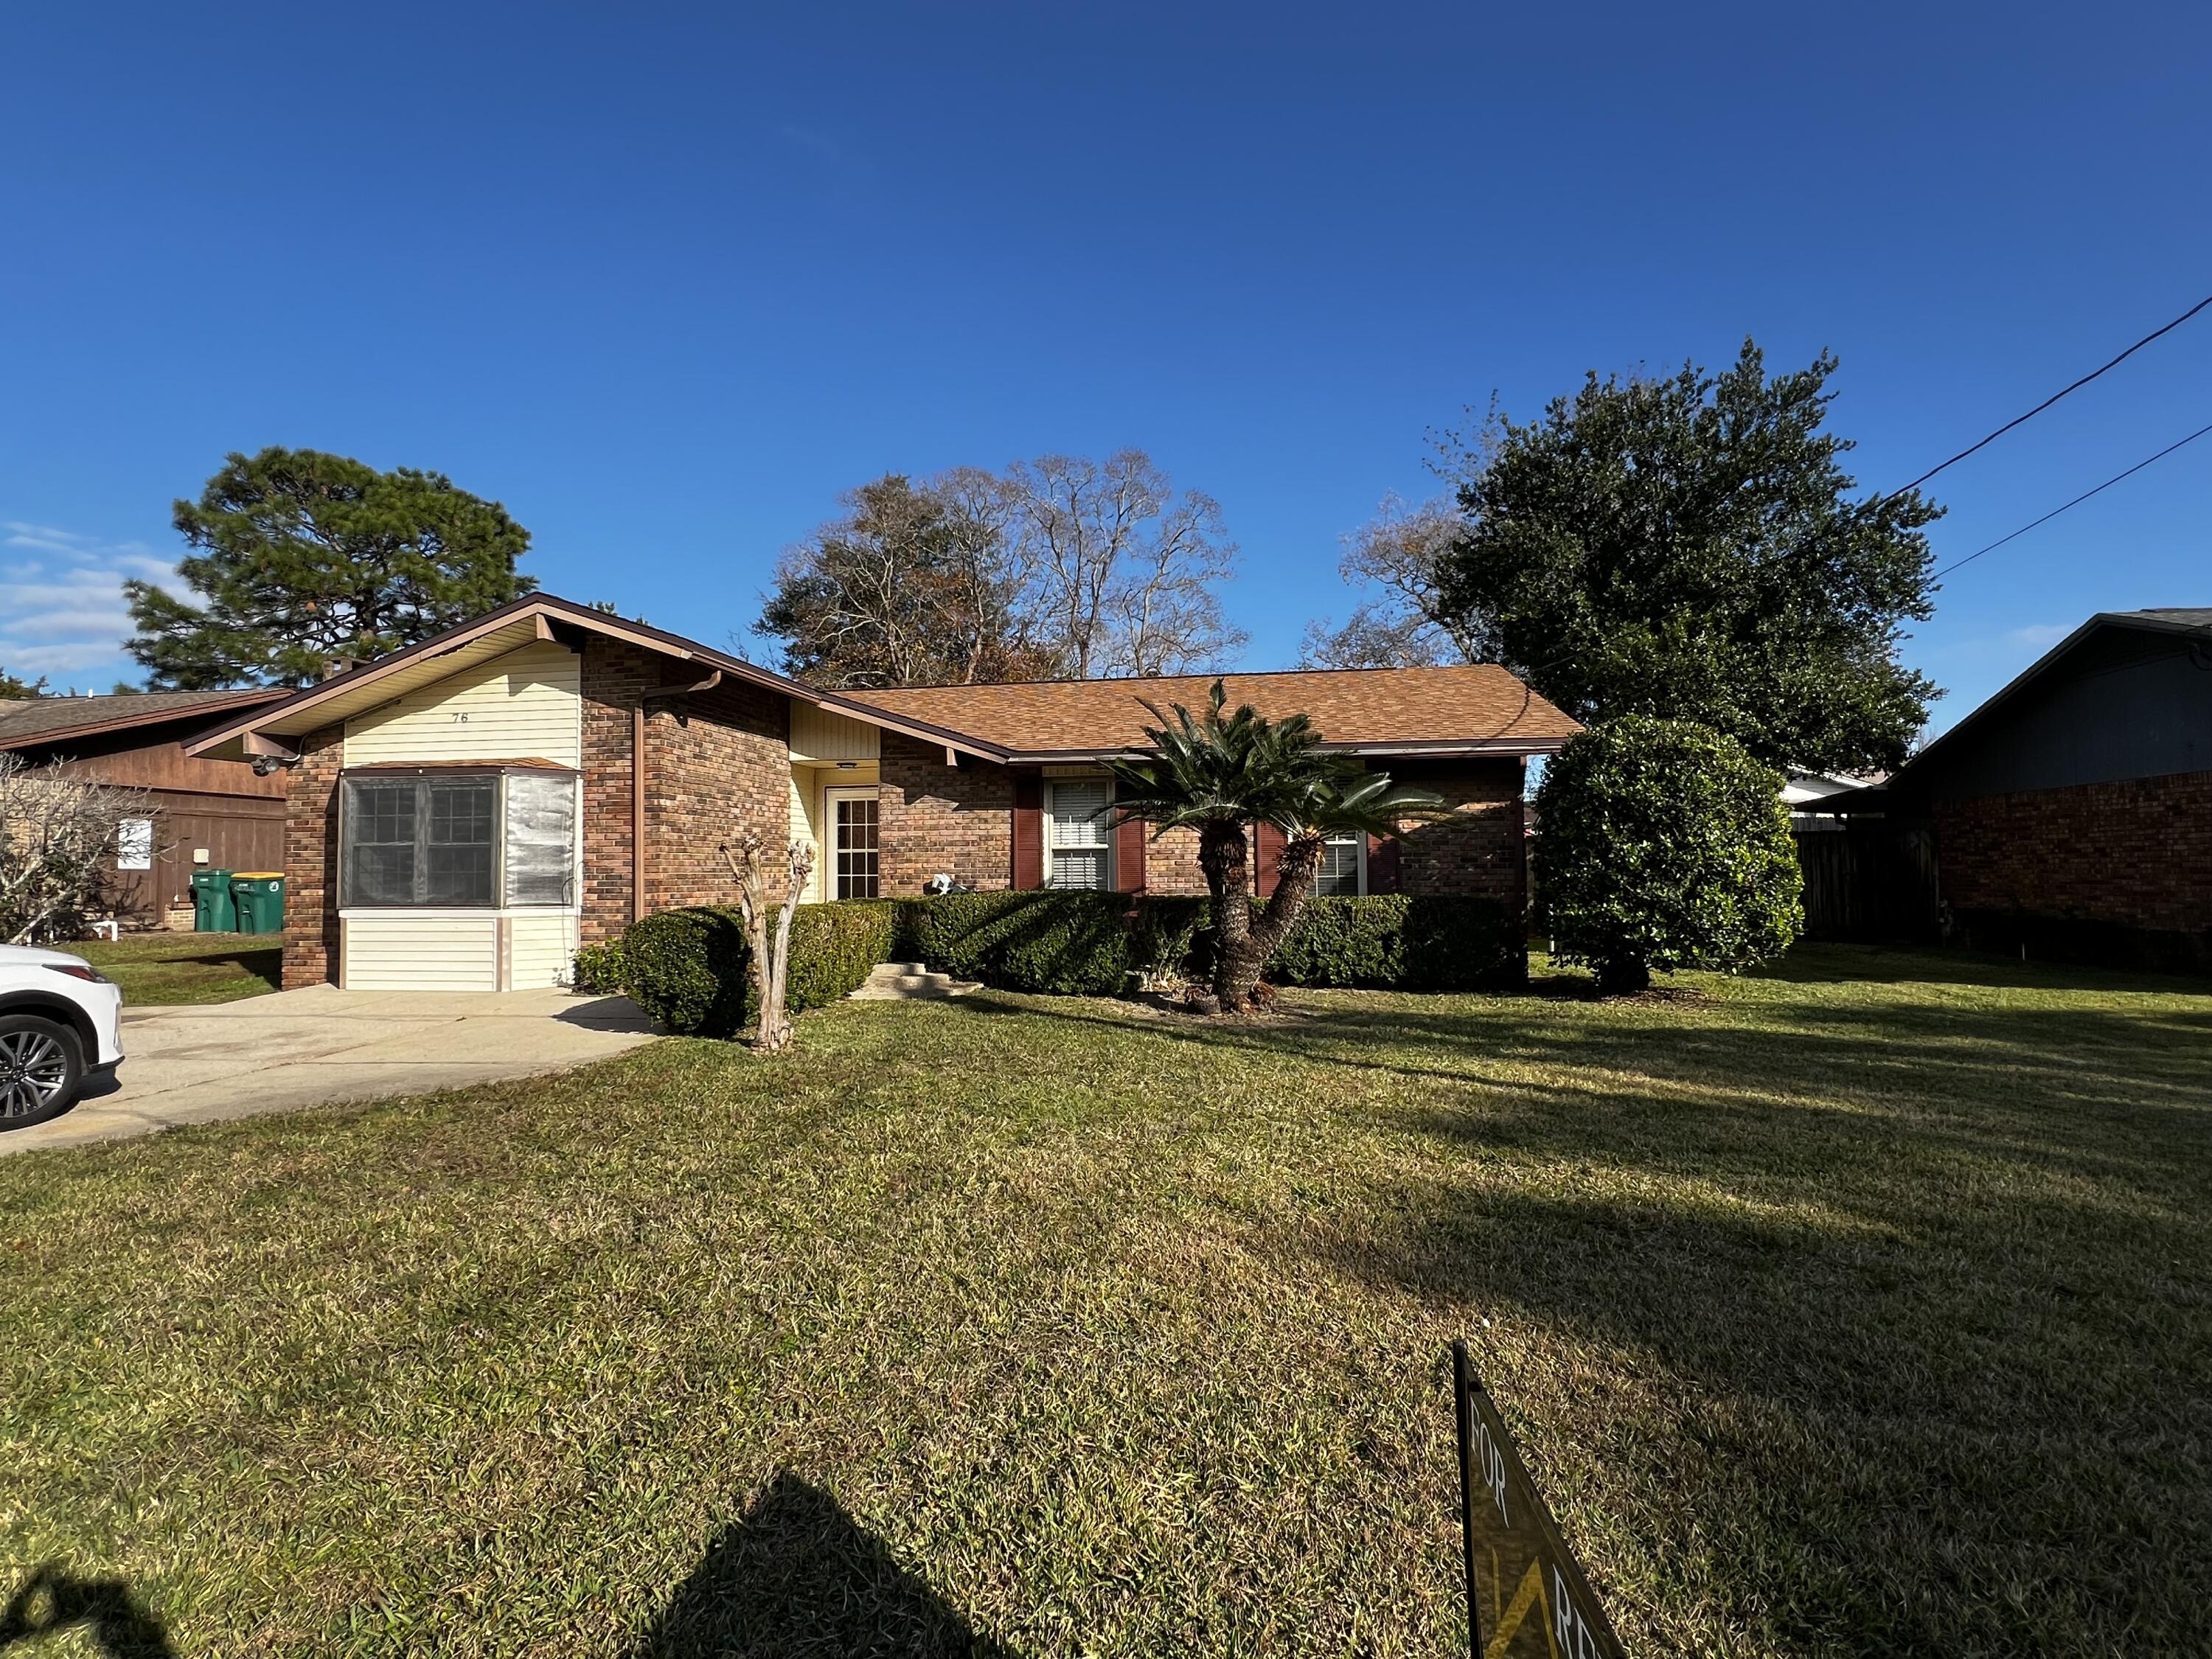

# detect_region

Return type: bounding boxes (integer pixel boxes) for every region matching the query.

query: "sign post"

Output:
[1450,1340,1628,1658]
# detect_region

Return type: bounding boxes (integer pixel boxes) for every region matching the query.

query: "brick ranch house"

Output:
[185,594,1580,992]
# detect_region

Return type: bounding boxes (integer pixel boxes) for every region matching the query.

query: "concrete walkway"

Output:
[2,986,658,1156]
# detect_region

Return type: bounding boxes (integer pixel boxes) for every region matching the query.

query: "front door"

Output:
[827,788,880,899]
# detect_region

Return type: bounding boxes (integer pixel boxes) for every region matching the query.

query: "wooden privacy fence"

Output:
[1792,819,1940,942]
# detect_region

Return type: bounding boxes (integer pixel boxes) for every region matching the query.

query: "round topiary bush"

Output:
[1534,715,1803,995]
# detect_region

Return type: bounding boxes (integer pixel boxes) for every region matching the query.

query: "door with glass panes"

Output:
[826,787,880,899]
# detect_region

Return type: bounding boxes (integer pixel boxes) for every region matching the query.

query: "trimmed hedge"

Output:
[616,900,897,1036]
[608,890,1523,1035]
[897,891,1137,996]
[1265,894,1526,991]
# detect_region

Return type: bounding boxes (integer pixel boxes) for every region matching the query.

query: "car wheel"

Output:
[0,1015,84,1129]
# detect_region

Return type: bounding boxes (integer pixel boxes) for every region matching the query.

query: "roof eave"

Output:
[0,689,291,754]
[181,594,1012,764]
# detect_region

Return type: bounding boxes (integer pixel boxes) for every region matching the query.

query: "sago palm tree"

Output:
[1105,681,1444,1012]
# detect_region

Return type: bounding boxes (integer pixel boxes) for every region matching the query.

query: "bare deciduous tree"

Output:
[1004,449,1243,678]
[0,755,150,945]
[1298,494,1496,669]
[720,832,816,1053]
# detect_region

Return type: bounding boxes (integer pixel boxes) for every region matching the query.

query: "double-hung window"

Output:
[1045,779,1113,890]
[1313,832,1364,897]
[339,769,578,908]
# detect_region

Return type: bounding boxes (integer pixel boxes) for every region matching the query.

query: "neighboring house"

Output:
[1839,608,2212,968]
[184,594,1579,993]
[1783,769,1887,831]
[0,688,292,925]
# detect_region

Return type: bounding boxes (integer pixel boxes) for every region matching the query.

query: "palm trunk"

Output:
[1197,821,1264,1012]
[1248,835,1322,967]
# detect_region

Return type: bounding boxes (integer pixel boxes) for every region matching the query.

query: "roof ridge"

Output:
[855,661,1522,695]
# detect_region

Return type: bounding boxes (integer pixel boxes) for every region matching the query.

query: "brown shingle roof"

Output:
[0,688,289,750]
[849,665,1581,756]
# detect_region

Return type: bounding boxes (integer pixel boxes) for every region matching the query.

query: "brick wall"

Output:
[871,747,1529,903]
[880,733,1014,894]
[645,677,790,908]
[1390,758,1526,907]
[580,640,650,944]
[280,723,344,989]
[580,638,793,933]
[1938,771,2212,933]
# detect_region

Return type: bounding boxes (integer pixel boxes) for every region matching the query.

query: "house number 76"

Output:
[451,712,469,723]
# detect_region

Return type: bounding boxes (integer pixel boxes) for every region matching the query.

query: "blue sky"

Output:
[4,2,2208,738]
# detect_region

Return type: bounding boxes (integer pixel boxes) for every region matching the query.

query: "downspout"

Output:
[633,703,647,923]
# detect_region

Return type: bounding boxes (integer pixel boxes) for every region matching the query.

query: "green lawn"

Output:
[2,946,2208,1656]
[69,931,280,1006]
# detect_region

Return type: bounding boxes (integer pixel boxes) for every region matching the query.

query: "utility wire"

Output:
[1933,417,2212,580]
[1896,291,2212,495]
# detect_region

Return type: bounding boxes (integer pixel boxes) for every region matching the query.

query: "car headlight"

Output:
[44,963,113,985]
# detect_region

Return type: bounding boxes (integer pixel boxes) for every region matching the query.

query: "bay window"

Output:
[340,769,578,908]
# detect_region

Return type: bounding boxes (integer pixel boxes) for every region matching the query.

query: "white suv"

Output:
[0,943,125,1129]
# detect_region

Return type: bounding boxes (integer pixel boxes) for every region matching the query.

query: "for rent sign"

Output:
[1452,1340,1627,1659]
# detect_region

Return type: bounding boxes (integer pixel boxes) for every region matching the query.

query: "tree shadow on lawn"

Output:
[633,1472,1015,1659]
[1304,1179,2209,1652]
[949,989,2212,1206]
[0,1566,176,1658]
[943,984,2212,1646]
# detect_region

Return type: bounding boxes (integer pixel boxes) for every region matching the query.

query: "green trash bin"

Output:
[231,873,286,936]
[192,869,235,932]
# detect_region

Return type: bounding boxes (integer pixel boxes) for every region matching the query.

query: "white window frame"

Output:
[824,785,880,900]
[1314,832,1366,897]
[1044,778,1115,891]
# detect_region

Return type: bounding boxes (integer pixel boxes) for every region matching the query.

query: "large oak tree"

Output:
[1430,342,1941,772]
[125,448,535,688]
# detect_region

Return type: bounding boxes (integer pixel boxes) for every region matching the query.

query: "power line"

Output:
[1933,417,2212,580]
[1896,291,2212,495]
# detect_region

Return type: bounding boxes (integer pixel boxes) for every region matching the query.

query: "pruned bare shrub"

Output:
[0,754,153,944]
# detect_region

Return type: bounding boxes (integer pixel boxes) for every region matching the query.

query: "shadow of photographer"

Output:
[634,1472,1015,1658]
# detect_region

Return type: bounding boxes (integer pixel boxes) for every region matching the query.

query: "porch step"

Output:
[847,961,979,1001]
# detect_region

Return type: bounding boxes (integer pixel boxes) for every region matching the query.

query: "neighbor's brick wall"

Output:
[1937,770,2212,933]
[280,723,345,989]
[1389,758,1526,908]
[880,732,1014,894]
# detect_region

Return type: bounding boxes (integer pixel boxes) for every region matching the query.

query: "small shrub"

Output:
[613,900,901,1037]
[619,906,752,1036]
[1534,714,1803,993]
[569,938,629,995]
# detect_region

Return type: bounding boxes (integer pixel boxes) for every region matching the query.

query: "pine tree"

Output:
[125,448,535,688]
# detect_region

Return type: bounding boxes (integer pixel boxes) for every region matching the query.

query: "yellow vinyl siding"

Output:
[344,642,582,768]
[789,704,881,763]
[341,915,500,991]
[507,911,580,990]
[789,773,824,902]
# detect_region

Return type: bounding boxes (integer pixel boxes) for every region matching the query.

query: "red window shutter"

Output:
[1253,821,1287,897]
[1368,832,1401,894]
[1114,808,1147,893]
[1012,774,1044,889]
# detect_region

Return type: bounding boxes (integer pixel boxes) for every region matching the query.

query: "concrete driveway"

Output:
[3,986,658,1156]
